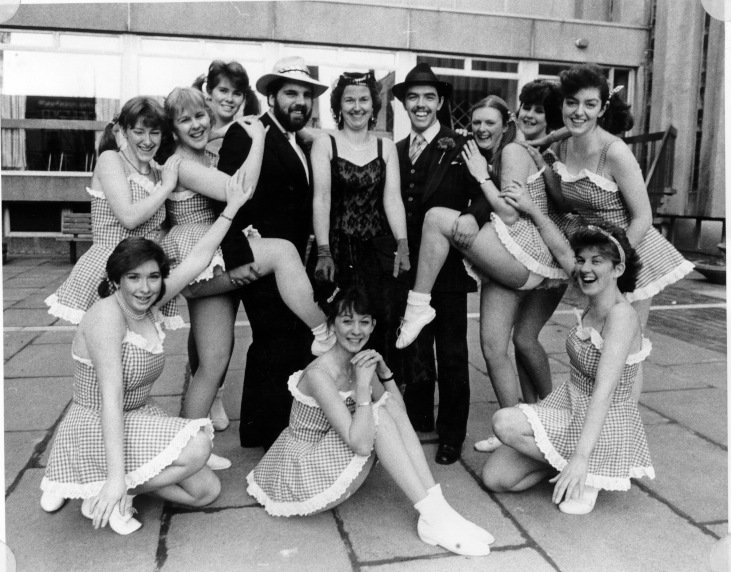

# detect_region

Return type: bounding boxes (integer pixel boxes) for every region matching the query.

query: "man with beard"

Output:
[217,56,328,450]
[392,63,490,465]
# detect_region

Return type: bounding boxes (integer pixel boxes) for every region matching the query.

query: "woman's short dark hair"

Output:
[469,95,517,184]
[98,237,170,302]
[569,224,641,293]
[329,72,383,130]
[98,96,166,155]
[558,63,634,135]
[324,285,373,328]
[193,60,260,116]
[518,80,563,132]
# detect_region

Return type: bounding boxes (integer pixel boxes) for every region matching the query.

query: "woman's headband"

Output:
[333,71,377,90]
[586,225,625,264]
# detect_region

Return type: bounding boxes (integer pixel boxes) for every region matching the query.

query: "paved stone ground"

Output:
[3,257,727,571]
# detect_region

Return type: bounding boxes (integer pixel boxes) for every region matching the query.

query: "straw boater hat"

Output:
[255,56,328,98]
[391,63,453,102]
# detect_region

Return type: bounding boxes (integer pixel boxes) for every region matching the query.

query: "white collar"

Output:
[410,121,441,146]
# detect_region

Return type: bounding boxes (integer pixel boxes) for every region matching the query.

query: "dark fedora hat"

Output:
[391,63,453,102]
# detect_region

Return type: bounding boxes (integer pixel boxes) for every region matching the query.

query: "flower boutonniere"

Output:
[437,137,456,164]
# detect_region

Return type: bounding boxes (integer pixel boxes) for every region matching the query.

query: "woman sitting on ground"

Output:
[246,286,494,556]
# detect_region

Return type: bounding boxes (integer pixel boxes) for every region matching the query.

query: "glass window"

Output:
[439,75,519,130]
[472,59,518,73]
[138,56,215,96]
[59,34,119,52]
[7,202,63,233]
[204,41,263,61]
[140,38,202,57]
[417,55,464,70]
[6,32,54,48]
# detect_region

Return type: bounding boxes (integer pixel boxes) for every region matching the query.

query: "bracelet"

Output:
[477,176,489,185]
[317,244,332,258]
[357,401,372,407]
[220,213,233,222]
[377,373,394,382]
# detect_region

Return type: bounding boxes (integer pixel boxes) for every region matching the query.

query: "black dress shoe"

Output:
[435,443,462,465]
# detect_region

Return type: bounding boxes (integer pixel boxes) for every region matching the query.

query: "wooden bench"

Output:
[654,214,726,251]
[57,212,92,263]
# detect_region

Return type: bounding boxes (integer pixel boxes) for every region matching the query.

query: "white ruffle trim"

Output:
[190,254,226,284]
[162,314,186,331]
[553,161,619,194]
[517,403,655,491]
[40,418,214,499]
[491,213,569,280]
[124,329,164,355]
[167,189,198,202]
[288,370,354,407]
[246,392,389,516]
[463,259,489,285]
[127,172,163,195]
[625,260,695,302]
[526,166,545,184]
[45,294,84,325]
[575,325,652,365]
[86,187,105,200]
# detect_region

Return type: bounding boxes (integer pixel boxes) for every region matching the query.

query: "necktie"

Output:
[287,132,309,183]
[409,133,426,164]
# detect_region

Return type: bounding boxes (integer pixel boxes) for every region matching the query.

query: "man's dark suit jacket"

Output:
[396,124,492,293]
[216,112,312,265]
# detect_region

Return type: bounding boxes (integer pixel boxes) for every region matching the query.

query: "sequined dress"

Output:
[45,155,183,328]
[41,313,213,499]
[246,363,389,516]
[518,309,655,490]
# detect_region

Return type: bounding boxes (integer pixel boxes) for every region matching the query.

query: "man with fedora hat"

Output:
[217,56,328,450]
[392,63,490,465]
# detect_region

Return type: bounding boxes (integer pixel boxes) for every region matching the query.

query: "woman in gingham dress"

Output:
[40,168,252,535]
[247,286,494,557]
[45,97,185,329]
[487,179,655,514]
[159,88,334,467]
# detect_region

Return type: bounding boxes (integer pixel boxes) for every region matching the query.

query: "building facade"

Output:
[0,0,724,255]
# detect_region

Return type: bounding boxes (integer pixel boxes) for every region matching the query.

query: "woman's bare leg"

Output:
[513,286,566,403]
[181,294,236,419]
[480,283,525,408]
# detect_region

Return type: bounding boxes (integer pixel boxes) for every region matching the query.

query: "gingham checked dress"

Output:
[160,151,226,283]
[45,156,183,328]
[553,138,694,302]
[40,312,213,499]
[518,309,655,491]
[246,363,389,516]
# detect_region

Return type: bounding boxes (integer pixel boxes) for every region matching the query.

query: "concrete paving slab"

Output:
[10,292,55,309]
[163,507,352,572]
[5,376,73,430]
[3,308,58,328]
[645,331,725,366]
[208,422,263,508]
[3,330,40,361]
[38,424,62,468]
[4,298,18,309]
[149,354,188,396]
[467,363,496,404]
[537,322,573,353]
[493,480,716,572]
[640,388,727,446]
[643,423,727,523]
[665,360,727,389]
[642,361,715,392]
[161,327,191,356]
[3,276,60,289]
[361,547,555,572]
[547,355,571,373]
[150,395,184,417]
[34,329,77,344]
[4,343,75,378]
[2,287,39,301]
[706,523,728,538]
[638,404,672,426]
[217,368,244,423]
[6,470,163,572]
[5,430,46,487]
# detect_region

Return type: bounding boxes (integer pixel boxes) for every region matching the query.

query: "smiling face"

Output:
[209,77,244,125]
[332,308,375,354]
[269,81,313,132]
[404,84,443,134]
[115,259,162,314]
[574,246,624,296]
[340,85,373,132]
[517,102,548,141]
[173,103,211,152]
[123,118,162,165]
[562,87,605,136]
[471,106,506,152]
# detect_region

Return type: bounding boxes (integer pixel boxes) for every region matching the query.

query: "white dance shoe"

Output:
[206,452,232,471]
[81,495,142,535]
[558,486,599,515]
[40,490,66,512]
[427,484,495,545]
[395,304,436,349]
[474,435,503,453]
[209,386,230,431]
[311,329,336,356]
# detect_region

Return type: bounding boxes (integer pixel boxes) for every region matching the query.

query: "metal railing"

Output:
[622,125,678,216]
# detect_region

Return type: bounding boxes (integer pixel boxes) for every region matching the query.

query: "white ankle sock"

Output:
[310,322,330,341]
[406,291,431,306]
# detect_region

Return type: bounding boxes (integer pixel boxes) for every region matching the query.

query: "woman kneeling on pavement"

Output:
[246,285,494,556]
